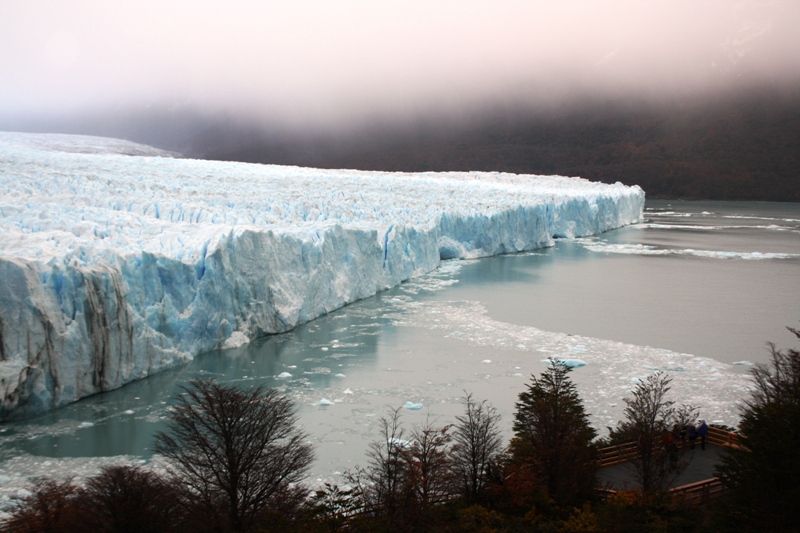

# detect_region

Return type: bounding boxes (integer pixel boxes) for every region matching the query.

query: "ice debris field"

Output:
[0,132,644,419]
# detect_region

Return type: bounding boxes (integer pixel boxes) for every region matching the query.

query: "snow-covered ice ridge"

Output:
[0,132,644,419]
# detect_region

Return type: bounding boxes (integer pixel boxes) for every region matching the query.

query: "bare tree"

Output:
[345,409,454,530]
[154,379,314,533]
[347,407,408,518]
[618,372,697,495]
[404,417,453,509]
[451,393,503,501]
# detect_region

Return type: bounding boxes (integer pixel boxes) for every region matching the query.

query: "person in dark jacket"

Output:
[697,420,709,450]
[687,424,698,449]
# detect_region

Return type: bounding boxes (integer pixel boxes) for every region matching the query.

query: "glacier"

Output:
[0,132,644,419]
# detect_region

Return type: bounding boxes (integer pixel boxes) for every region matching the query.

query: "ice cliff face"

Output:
[0,132,644,419]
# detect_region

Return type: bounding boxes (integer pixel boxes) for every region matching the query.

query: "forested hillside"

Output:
[205,92,799,202]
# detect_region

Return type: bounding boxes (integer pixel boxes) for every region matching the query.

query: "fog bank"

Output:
[2,1,799,132]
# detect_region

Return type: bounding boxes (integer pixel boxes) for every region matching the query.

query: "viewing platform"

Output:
[595,427,740,504]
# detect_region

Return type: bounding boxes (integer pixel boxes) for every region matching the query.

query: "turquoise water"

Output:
[0,200,798,487]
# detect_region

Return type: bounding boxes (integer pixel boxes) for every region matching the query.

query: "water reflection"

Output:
[0,307,389,460]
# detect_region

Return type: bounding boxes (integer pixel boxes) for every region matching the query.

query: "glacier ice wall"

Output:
[0,132,644,419]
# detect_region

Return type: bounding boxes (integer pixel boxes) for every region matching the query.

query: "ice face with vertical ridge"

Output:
[0,132,644,419]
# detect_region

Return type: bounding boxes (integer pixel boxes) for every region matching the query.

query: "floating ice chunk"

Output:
[343,388,353,394]
[513,373,525,377]
[335,373,346,378]
[540,358,586,368]
[404,401,424,410]
[222,331,250,349]
[318,398,334,406]
[482,359,492,364]
[321,347,329,351]
[276,372,293,379]
[79,422,94,428]
[563,359,587,368]
[123,410,134,415]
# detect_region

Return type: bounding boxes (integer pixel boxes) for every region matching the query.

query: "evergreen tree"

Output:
[511,359,597,505]
[715,326,800,532]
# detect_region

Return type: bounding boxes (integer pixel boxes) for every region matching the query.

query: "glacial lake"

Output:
[1,200,798,490]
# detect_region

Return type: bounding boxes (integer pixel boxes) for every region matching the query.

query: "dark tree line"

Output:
[0,467,179,533]
[714,326,800,533]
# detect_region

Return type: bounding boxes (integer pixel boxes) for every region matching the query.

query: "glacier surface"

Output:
[0,132,644,419]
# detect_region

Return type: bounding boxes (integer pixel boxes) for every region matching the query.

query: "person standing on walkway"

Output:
[664,428,678,469]
[687,423,698,449]
[697,420,709,451]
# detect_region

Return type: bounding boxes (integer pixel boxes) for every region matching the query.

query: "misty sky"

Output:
[2,1,799,130]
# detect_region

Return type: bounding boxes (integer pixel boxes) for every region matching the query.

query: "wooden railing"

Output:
[598,478,728,505]
[668,477,727,505]
[707,426,741,449]
[595,427,739,505]
[597,441,639,468]
[597,427,740,468]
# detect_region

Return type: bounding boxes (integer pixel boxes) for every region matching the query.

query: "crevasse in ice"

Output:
[0,132,644,419]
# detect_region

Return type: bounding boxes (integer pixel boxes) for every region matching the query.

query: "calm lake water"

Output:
[1,200,798,489]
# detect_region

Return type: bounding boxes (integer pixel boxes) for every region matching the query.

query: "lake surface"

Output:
[1,200,798,490]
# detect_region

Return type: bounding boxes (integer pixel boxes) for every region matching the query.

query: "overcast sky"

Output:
[2,1,799,130]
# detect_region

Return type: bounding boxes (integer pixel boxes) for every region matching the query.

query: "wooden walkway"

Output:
[594,427,739,504]
[597,444,724,491]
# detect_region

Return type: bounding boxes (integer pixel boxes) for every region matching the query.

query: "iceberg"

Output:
[0,132,644,419]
